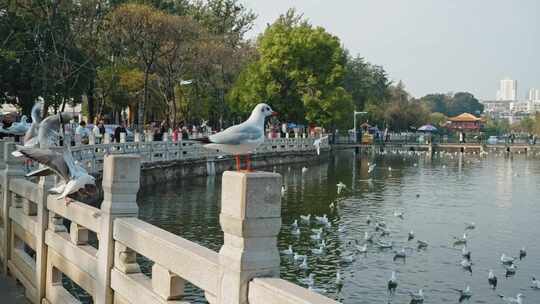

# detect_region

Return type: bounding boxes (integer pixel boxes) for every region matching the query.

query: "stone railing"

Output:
[0,139,338,304]
[68,138,328,174]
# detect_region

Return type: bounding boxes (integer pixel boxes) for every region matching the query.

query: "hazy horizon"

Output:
[241,0,539,101]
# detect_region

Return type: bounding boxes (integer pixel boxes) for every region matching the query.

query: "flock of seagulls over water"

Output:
[278,151,539,304]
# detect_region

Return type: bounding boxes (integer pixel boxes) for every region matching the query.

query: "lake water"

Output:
[138,150,540,303]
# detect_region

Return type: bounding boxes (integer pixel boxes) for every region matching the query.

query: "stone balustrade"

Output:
[0,139,338,304]
[67,138,329,175]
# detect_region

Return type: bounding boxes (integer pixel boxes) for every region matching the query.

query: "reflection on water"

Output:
[138,150,540,303]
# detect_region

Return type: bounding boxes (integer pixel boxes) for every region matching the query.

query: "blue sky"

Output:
[241,0,539,100]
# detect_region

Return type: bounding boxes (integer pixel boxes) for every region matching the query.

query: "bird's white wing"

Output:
[38,112,74,147]
[31,101,43,124]
[209,124,263,145]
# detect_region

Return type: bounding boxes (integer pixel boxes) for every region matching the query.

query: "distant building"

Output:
[496,78,517,101]
[528,88,540,101]
[482,100,510,116]
[509,101,530,113]
[447,113,484,132]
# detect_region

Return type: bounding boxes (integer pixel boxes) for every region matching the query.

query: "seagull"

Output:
[23,99,44,146]
[311,228,323,234]
[291,228,301,236]
[453,233,467,246]
[366,215,372,224]
[368,163,376,174]
[291,219,298,229]
[311,246,324,255]
[409,289,424,303]
[356,243,368,254]
[379,227,390,237]
[364,231,374,243]
[300,214,311,223]
[299,273,315,286]
[281,185,286,196]
[341,253,355,263]
[452,285,472,303]
[393,210,404,219]
[377,240,393,249]
[315,214,329,224]
[408,231,415,241]
[195,103,277,171]
[417,240,429,249]
[461,259,472,273]
[313,136,328,155]
[281,245,293,255]
[498,293,524,304]
[301,166,308,173]
[335,271,343,286]
[462,246,471,260]
[299,257,309,270]
[336,181,346,194]
[505,264,517,277]
[293,253,306,261]
[500,254,516,265]
[488,270,498,289]
[387,271,398,295]
[14,147,96,202]
[1,115,30,135]
[531,277,540,289]
[519,247,527,260]
[465,222,476,230]
[320,240,327,248]
[388,166,392,172]
[310,232,322,241]
[393,248,406,261]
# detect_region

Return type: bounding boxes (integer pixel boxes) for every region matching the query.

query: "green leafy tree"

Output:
[428,112,448,126]
[227,9,353,129]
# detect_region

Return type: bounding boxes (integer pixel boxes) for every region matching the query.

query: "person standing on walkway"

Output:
[114,122,126,143]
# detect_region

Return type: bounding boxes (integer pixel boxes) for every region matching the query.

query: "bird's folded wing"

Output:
[26,167,55,177]
[209,124,262,145]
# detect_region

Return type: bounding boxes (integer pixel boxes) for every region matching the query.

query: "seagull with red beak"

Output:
[197,103,277,171]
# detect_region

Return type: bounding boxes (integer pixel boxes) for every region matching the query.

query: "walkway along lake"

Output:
[138,150,540,303]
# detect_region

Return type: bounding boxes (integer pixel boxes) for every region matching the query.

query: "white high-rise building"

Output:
[496,78,517,101]
[528,88,540,101]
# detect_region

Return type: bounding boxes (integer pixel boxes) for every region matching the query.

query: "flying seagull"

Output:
[15,147,96,202]
[195,103,276,171]
[23,98,44,147]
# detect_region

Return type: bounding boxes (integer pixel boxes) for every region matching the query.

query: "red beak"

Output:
[271,111,278,116]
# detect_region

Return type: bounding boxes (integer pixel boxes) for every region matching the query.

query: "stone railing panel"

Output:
[248,278,341,304]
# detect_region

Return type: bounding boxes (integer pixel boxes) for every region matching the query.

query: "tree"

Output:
[104,4,189,129]
[344,54,390,111]
[421,92,484,117]
[383,83,429,131]
[428,112,448,126]
[227,9,353,129]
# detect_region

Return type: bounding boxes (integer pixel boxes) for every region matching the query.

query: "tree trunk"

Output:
[139,66,150,131]
[87,80,95,123]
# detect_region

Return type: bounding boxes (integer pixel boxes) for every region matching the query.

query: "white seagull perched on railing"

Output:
[14,147,96,203]
[195,103,277,171]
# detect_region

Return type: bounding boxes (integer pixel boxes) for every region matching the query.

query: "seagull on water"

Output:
[393,210,404,219]
[461,259,473,273]
[310,231,322,240]
[313,136,328,155]
[488,270,498,289]
[311,228,323,234]
[335,271,343,286]
[393,248,406,261]
[531,277,540,289]
[364,231,374,243]
[281,245,293,255]
[299,257,309,270]
[293,253,306,261]
[462,246,471,260]
[453,233,467,246]
[315,214,329,224]
[195,103,277,171]
[14,147,96,202]
[465,222,476,230]
[506,264,517,277]
[409,289,424,303]
[408,230,415,241]
[387,271,398,295]
[366,215,372,224]
[452,285,472,303]
[356,243,368,254]
[519,247,527,260]
[377,240,393,249]
[291,219,298,229]
[311,246,324,255]
[417,240,429,249]
[336,181,346,194]
[498,293,524,304]
[299,273,315,286]
[500,254,516,265]
[291,228,301,236]
[300,214,311,223]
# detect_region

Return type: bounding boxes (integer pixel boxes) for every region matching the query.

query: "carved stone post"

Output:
[95,155,140,304]
[216,171,282,304]
[0,141,25,273]
[35,175,54,303]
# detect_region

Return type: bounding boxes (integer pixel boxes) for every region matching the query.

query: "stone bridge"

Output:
[0,140,338,304]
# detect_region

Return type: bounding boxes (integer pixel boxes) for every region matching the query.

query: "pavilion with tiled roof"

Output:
[447,113,484,131]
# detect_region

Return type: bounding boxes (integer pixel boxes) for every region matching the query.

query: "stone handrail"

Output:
[0,139,338,304]
[68,137,329,174]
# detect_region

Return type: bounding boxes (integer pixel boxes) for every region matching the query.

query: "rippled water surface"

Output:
[138,150,540,303]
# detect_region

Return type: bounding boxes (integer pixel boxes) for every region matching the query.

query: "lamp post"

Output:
[353,111,367,143]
